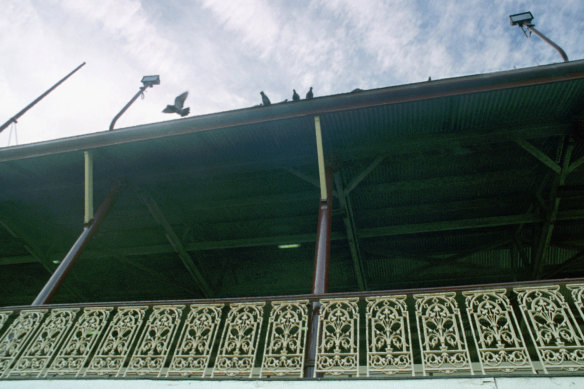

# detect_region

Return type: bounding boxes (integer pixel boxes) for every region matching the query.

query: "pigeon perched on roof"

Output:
[260,91,271,106]
[292,89,300,101]
[306,87,313,100]
[162,91,190,117]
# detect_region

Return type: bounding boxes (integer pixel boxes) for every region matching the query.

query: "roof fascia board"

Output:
[2,60,584,163]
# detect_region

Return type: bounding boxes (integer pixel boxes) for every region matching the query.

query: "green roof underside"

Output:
[3,61,584,306]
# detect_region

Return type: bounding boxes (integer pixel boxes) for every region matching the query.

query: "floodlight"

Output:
[109,74,161,130]
[509,12,533,26]
[141,75,160,87]
[509,11,568,63]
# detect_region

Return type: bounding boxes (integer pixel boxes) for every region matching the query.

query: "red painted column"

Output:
[304,168,333,377]
[31,183,121,306]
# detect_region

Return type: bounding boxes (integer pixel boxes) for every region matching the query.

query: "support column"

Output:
[31,183,121,305]
[84,151,94,224]
[532,138,574,279]
[304,116,332,377]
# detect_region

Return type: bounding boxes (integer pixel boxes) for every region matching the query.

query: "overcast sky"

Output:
[1,0,583,147]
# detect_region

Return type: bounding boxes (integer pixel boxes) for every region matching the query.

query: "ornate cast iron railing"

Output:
[2,282,584,379]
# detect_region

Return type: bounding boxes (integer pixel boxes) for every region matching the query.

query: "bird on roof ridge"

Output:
[306,87,313,99]
[162,91,190,117]
[260,91,271,106]
[292,89,300,101]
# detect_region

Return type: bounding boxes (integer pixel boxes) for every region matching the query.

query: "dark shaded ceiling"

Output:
[2,60,584,306]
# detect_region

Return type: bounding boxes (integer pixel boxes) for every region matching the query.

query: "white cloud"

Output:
[0,0,583,146]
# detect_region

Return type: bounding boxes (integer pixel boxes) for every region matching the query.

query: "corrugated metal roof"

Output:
[3,60,584,305]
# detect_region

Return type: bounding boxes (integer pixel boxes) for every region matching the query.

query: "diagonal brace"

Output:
[514,137,561,174]
[532,139,574,279]
[138,190,213,297]
[334,171,367,290]
[345,155,386,195]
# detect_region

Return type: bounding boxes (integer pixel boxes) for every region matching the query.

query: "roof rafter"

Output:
[334,171,367,290]
[532,138,575,279]
[514,137,561,174]
[136,189,213,297]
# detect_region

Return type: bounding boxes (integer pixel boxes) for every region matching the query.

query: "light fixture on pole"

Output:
[109,75,160,131]
[509,11,568,62]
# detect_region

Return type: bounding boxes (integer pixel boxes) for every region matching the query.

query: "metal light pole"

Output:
[0,62,86,134]
[510,12,568,63]
[109,75,160,131]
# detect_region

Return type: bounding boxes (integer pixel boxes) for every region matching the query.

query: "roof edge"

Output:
[2,59,584,163]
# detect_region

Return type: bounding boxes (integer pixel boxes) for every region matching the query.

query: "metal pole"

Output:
[109,85,148,131]
[31,183,121,305]
[84,151,94,224]
[526,24,569,62]
[0,62,86,134]
[304,116,333,377]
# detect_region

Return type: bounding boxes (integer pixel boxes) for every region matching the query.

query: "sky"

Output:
[1,0,583,147]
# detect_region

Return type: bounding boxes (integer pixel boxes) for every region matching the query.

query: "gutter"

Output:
[2,60,584,163]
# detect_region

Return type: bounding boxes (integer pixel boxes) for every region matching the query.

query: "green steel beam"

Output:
[341,122,570,160]
[514,137,561,174]
[0,219,85,300]
[334,171,367,290]
[117,255,197,295]
[73,208,584,261]
[568,154,584,175]
[545,250,584,278]
[137,190,213,297]
[0,219,55,273]
[532,139,575,279]
[345,155,385,195]
[0,255,37,265]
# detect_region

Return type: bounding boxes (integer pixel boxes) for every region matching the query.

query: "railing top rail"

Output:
[3,276,584,311]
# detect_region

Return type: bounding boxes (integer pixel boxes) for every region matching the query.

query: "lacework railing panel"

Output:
[567,283,584,322]
[85,306,148,376]
[125,305,184,377]
[0,311,11,332]
[6,282,584,379]
[167,304,223,377]
[315,298,359,377]
[0,309,47,378]
[366,295,413,376]
[515,286,584,373]
[414,292,473,376]
[46,307,113,377]
[260,300,309,377]
[212,302,265,377]
[7,308,79,377]
[463,289,534,374]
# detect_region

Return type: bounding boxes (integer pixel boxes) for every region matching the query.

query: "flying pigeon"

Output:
[260,91,271,106]
[306,87,313,100]
[292,89,300,101]
[162,91,190,117]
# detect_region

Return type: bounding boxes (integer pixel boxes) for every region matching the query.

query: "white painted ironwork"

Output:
[0,309,47,377]
[7,308,79,377]
[167,304,223,377]
[46,307,113,377]
[5,283,584,380]
[125,305,184,377]
[567,283,584,319]
[260,300,309,377]
[414,292,473,375]
[0,312,11,331]
[85,306,148,376]
[463,289,534,374]
[315,298,359,377]
[515,285,584,372]
[366,295,414,376]
[212,302,265,377]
